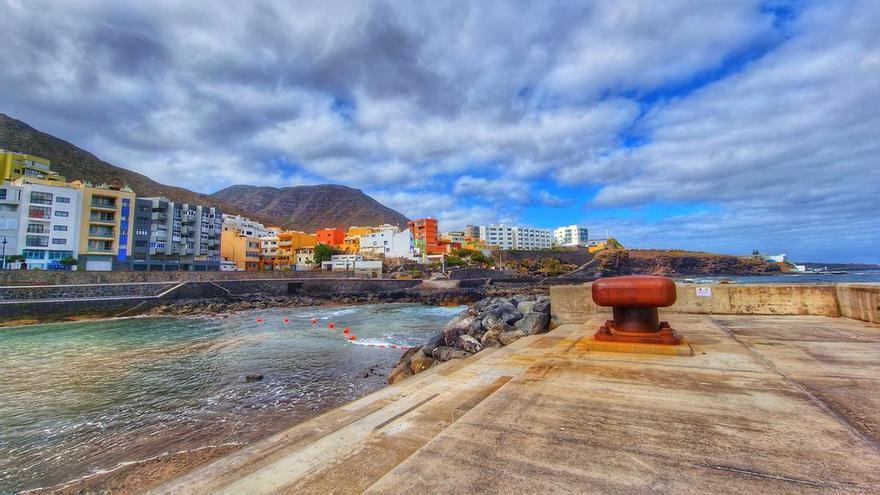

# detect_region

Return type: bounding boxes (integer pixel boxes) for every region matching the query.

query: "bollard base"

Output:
[584,335,695,356]
[594,320,683,345]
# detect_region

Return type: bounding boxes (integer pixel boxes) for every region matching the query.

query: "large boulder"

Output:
[457,334,483,353]
[516,301,536,314]
[467,317,484,337]
[480,326,503,346]
[532,297,551,314]
[442,315,475,345]
[422,332,445,357]
[432,346,471,361]
[388,361,414,384]
[514,311,550,335]
[499,329,526,346]
[410,352,435,374]
[481,312,512,334]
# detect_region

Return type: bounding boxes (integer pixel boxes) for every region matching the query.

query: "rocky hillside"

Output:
[0,113,407,230]
[212,184,409,232]
[569,249,781,278]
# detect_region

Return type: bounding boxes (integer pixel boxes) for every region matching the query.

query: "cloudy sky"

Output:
[1,0,878,262]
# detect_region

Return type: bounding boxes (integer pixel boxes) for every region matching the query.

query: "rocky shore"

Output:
[388,294,552,384]
[148,284,551,318]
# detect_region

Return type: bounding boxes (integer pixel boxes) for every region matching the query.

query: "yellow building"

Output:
[588,241,608,254]
[72,180,135,271]
[221,228,261,271]
[277,230,316,268]
[342,226,373,253]
[1,150,65,182]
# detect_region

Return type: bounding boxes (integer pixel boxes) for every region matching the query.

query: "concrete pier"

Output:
[150,283,880,494]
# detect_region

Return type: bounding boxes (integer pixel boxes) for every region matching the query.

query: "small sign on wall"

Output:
[696,287,712,297]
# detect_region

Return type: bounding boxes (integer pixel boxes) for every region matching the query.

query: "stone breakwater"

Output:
[388,294,552,384]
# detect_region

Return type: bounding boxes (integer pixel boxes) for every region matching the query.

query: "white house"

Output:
[321,254,383,278]
[359,227,417,259]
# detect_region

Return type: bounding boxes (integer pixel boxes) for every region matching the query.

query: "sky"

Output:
[0,0,878,262]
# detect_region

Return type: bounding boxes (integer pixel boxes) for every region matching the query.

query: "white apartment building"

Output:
[478,225,552,250]
[0,179,83,269]
[359,226,416,259]
[441,231,466,243]
[221,214,269,238]
[553,225,589,247]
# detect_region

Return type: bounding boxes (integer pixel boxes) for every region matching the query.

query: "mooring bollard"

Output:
[592,275,682,345]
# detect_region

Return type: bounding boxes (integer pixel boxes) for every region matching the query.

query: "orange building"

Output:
[315,228,345,247]
[408,218,442,255]
[277,230,317,268]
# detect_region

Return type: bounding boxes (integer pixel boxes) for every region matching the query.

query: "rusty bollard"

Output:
[592,275,682,345]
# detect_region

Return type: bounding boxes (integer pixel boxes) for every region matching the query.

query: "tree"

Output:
[59,256,78,269]
[313,243,342,264]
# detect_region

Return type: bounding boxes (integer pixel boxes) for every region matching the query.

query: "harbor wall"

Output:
[550,282,880,324]
[0,269,356,287]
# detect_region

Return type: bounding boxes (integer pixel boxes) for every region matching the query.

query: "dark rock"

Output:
[388,362,414,384]
[467,317,484,337]
[442,315,475,345]
[422,332,445,357]
[514,311,550,335]
[245,373,264,382]
[457,334,483,353]
[481,312,512,333]
[432,346,471,361]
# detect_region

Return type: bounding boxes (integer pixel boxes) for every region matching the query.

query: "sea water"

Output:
[0,303,462,493]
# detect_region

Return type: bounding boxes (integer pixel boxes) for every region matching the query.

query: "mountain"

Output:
[212,184,409,232]
[0,113,408,230]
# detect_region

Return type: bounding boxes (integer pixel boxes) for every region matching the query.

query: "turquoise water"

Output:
[0,303,462,493]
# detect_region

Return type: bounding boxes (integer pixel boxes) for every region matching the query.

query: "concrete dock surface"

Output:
[150,313,880,494]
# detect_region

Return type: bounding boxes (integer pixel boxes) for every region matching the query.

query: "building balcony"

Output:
[151,212,167,221]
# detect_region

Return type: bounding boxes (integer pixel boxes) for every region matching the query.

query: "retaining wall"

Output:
[550,282,880,325]
[0,269,355,286]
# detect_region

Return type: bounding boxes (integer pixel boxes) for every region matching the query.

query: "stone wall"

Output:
[0,282,177,300]
[0,269,355,286]
[550,282,880,324]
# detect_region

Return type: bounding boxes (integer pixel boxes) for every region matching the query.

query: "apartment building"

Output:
[260,227,281,271]
[479,225,515,250]
[220,229,261,271]
[478,224,552,250]
[441,231,466,244]
[0,150,66,183]
[295,246,315,270]
[463,225,480,240]
[342,226,373,253]
[513,227,553,250]
[316,228,345,247]
[0,178,82,269]
[221,214,269,238]
[131,197,222,271]
[276,230,317,269]
[408,218,441,255]
[553,225,589,247]
[73,181,135,271]
[359,226,416,259]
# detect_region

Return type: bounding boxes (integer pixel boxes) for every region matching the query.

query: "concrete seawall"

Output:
[551,282,880,324]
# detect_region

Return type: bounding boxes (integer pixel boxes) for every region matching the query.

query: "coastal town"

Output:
[0,149,606,275]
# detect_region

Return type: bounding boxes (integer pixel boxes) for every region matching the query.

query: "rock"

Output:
[500,329,526,346]
[516,300,536,315]
[532,298,551,314]
[467,317,484,337]
[245,373,263,382]
[387,362,414,384]
[442,315,475,345]
[511,294,536,305]
[410,352,435,374]
[457,334,483,353]
[514,311,550,335]
[482,312,512,334]
[480,327,502,346]
[422,332,445,357]
[432,346,471,361]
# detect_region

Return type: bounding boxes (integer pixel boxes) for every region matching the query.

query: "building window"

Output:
[30,191,53,205]
[53,225,68,231]
[135,228,148,236]
[26,224,46,234]
[26,235,49,247]
[0,189,6,200]
[56,196,71,204]
[52,238,67,245]
[28,206,51,219]
[22,249,45,260]
[48,250,73,260]
[54,210,69,217]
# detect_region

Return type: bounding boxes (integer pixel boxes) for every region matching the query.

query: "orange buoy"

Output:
[343,328,350,334]
[310,319,317,325]
[349,335,357,341]
[256,318,264,323]
[328,322,336,329]
[283,317,289,324]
